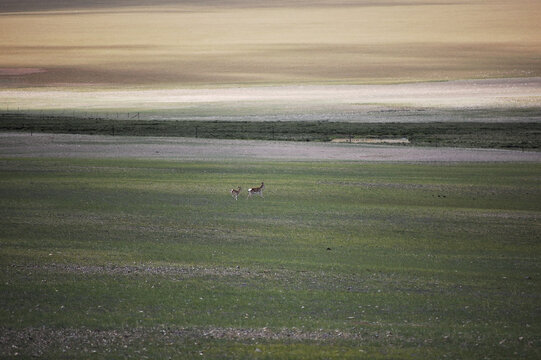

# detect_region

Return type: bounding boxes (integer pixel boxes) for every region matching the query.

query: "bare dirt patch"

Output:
[7,263,254,278]
[1,132,540,162]
[331,138,410,144]
[0,325,375,358]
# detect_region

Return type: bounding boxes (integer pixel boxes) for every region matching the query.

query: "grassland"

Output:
[1,158,540,358]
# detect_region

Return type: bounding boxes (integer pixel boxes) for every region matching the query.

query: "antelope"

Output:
[247,182,265,199]
[230,186,242,200]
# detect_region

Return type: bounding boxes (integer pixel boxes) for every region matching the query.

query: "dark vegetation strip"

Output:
[1,113,540,149]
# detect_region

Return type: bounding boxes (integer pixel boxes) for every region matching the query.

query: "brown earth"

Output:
[1,132,540,162]
[1,1,540,87]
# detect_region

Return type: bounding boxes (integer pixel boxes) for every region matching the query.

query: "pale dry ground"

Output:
[331,138,409,144]
[1,78,540,122]
[1,0,540,87]
[1,132,540,162]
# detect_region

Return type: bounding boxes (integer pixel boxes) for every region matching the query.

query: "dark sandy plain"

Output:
[2,132,540,162]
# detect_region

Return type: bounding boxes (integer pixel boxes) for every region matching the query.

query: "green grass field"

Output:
[1,158,540,358]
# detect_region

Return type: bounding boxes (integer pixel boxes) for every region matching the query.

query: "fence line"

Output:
[1,110,539,149]
[0,111,367,142]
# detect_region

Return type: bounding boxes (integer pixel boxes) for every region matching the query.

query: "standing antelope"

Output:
[247,182,265,199]
[230,186,242,200]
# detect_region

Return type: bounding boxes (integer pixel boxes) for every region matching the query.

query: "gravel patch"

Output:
[0,325,376,357]
[2,132,540,162]
[5,263,448,295]
[7,263,255,278]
